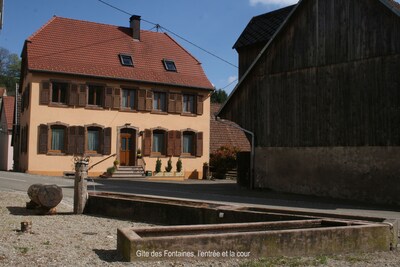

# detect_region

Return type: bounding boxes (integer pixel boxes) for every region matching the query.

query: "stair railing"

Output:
[88,153,117,171]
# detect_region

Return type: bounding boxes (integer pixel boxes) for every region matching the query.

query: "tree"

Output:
[211,89,228,104]
[0,47,21,96]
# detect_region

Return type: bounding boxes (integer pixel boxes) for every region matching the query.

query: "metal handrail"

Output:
[88,153,117,171]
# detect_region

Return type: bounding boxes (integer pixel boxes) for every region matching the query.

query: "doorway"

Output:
[119,128,136,166]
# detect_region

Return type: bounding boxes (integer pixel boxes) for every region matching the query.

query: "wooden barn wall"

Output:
[237,44,265,80]
[221,0,400,148]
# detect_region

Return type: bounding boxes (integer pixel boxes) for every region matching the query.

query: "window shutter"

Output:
[196,132,203,157]
[196,95,204,115]
[78,85,87,107]
[104,87,113,108]
[76,126,85,155]
[68,84,78,106]
[168,93,176,113]
[174,131,182,157]
[38,124,48,154]
[103,127,112,155]
[113,88,121,109]
[176,94,182,113]
[167,131,175,156]
[145,90,153,111]
[40,82,50,105]
[143,129,152,156]
[138,89,146,111]
[67,126,77,155]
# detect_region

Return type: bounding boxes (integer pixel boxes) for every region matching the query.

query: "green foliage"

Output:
[0,47,21,96]
[210,145,240,179]
[211,89,228,104]
[106,166,116,175]
[113,160,119,166]
[165,157,173,172]
[155,158,162,173]
[176,158,182,172]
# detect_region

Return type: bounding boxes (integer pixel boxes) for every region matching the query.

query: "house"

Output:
[219,0,400,204]
[210,103,250,154]
[16,15,214,178]
[0,96,15,170]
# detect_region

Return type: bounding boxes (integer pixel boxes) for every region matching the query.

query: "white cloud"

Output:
[249,0,299,6]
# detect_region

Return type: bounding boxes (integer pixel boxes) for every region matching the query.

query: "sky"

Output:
[0,0,299,94]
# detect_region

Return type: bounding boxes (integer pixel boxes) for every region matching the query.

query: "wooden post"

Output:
[74,157,89,214]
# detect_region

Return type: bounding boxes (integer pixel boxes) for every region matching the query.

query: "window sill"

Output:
[85,106,104,110]
[150,111,168,115]
[47,152,67,156]
[180,154,196,158]
[181,112,197,117]
[120,108,138,113]
[150,153,167,158]
[49,103,69,108]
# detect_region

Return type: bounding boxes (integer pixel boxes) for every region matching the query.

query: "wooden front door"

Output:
[120,130,136,166]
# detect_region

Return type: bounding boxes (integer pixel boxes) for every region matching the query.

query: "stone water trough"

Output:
[84,192,398,261]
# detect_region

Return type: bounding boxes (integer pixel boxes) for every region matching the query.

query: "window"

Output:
[119,54,134,66]
[163,59,177,72]
[183,132,195,155]
[88,85,103,106]
[51,82,68,104]
[50,126,66,152]
[152,130,166,155]
[153,92,166,112]
[183,94,195,113]
[122,89,136,110]
[87,127,100,153]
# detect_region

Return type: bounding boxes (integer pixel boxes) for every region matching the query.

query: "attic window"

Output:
[163,59,177,72]
[119,54,134,66]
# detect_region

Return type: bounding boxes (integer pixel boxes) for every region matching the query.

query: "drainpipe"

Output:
[216,117,255,189]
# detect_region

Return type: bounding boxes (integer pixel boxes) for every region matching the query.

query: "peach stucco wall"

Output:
[19,73,211,178]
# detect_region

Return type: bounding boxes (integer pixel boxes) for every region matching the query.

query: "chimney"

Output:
[130,15,141,41]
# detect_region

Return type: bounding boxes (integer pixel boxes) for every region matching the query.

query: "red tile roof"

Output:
[1,96,15,130]
[210,103,250,153]
[26,16,213,90]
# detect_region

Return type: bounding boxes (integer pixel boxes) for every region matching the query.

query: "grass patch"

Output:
[14,246,29,254]
[42,241,50,246]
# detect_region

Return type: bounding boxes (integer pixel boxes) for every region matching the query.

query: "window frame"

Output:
[151,129,167,156]
[49,125,67,154]
[182,131,196,156]
[51,82,69,105]
[119,54,134,67]
[163,59,177,72]
[87,84,104,107]
[86,126,102,155]
[121,88,136,110]
[182,94,195,114]
[153,91,167,112]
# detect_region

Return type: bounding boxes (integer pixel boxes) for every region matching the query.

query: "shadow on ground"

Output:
[93,249,125,263]
[7,206,73,216]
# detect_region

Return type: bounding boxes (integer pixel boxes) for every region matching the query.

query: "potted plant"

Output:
[165,157,173,176]
[154,158,163,176]
[113,160,120,167]
[137,149,142,159]
[175,158,183,176]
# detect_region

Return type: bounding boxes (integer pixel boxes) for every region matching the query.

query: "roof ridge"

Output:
[27,16,58,41]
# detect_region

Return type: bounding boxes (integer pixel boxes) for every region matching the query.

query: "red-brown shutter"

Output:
[176,94,182,114]
[78,85,87,107]
[138,89,146,111]
[104,87,113,108]
[196,95,204,115]
[38,124,48,154]
[67,126,76,154]
[174,131,182,157]
[39,82,50,105]
[76,126,85,155]
[145,90,153,111]
[196,132,203,157]
[68,84,78,106]
[113,88,121,109]
[143,129,152,156]
[168,93,176,113]
[103,127,112,155]
[167,131,175,156]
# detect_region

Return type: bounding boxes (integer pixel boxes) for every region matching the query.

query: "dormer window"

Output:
[119,54,134,66]
[163,59,177,72]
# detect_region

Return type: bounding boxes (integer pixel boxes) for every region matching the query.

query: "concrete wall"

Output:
[254,146,400,205]
[0,132,13,171]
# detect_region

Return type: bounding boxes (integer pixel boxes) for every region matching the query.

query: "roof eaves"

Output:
[218,1,303,117]
[30,69,214,91]
[379,0,400,16]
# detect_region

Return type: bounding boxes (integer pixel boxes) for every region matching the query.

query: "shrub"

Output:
[210,146,240,179]
[176,158,182,173]
[155,158,162,173]
[165,157,173,172]
[106,166,116,175]
[113,160,119,166]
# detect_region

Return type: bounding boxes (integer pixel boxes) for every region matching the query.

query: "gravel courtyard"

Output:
[0,190,399,267]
